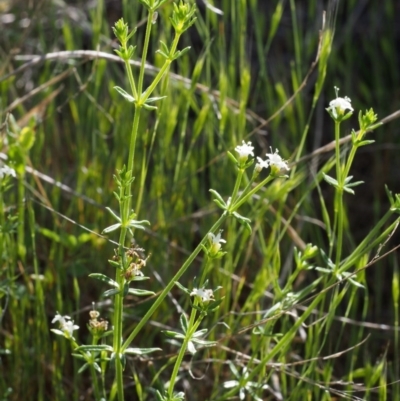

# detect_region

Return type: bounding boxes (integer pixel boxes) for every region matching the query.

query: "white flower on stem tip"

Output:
[190,288,214,302]
[235,141,254,163]
[208,230,226,256]
[265,148,289,173]
[255,156,270,173]
[52,312,79,337]
[0,165,16,179]
[327,86,353,120]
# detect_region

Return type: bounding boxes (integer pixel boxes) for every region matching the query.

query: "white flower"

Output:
[208,230,226,255]
[255,156,270,172]
[328,97,353,118]
[63,320,80,337]
[235,141,254,162]
[190,288,214,302]
[52,312,68,325]
[265,148,289,171]
[327,87,353,119]
[52,312,79,337]
[0,165,16,179]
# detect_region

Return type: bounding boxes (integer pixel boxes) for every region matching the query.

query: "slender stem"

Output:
[168,245,214,395]
[111,12,186,400]
[113,96,142,401]
[167,308,203,397]
[343,128,365,180]
[168,257,214,395]
[17,174,25,260]
[123,58,137,100]
[121,213,228,352]
[139,33,182,104]
[231,174,274,211]
[138,9,155,95]
[90,363,101,401]
[69,338,101,400]
[126,107,142,192]
[334,121,344,268]
[230,168,245,204]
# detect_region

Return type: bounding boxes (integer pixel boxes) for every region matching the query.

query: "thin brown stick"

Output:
[4,68,74,113]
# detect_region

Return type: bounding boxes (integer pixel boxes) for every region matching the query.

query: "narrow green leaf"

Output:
[103,288,121,297]
[145,96,167,103]
[77,363,90,374]
[180,313,189,333]
[114,86,135,103]
[89,273,119,288]
[209,189,225,204]
[127,288,155,296]
[192,329,207,338]
[162,330,184,339]
[75,345,113,352]
[105,207,121,221]
[124,347,162,355]
[175,281,190,295]
[322,173,339,187]
[102,223,122,234]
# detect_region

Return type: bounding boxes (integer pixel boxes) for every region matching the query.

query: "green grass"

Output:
[1,0,400,400]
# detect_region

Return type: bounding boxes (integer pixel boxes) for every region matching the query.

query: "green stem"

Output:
[137,9,155,95]
[139,33,182,105]
[123,58,137,100]
[126,107,142,194]
[167,308,203,398]
[92,336,105,401]
[113,98,142,401]
[17,173,25,260]
[121,213,228,352]
[231,174,274,211]
[168,259,215,396]
[112,13,186,401]
[334,121,344,268]
[90,364,101,401]
[230,168,245,204]
[342,128,366,180]
[167,255,214,395]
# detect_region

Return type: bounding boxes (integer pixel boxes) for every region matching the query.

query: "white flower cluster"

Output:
[256,148,290,172]
[0,165,16,179]
[235,141,290,173]
[208,230,226,255]
[235,141,254,162]
[190,288,214,302]
[52,313,79,337]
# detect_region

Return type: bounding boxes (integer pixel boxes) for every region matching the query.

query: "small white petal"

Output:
[190,288,214,302]
[235,141,254,161]
[223,380,239,388]
[52,313,79,337]
[0,165,16,179]
[265,149,290,171]
[208,230,226,245]
[327,95,353,119]
[52,313,65,324]
[255,157,269,171]
[187,341,197,354]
